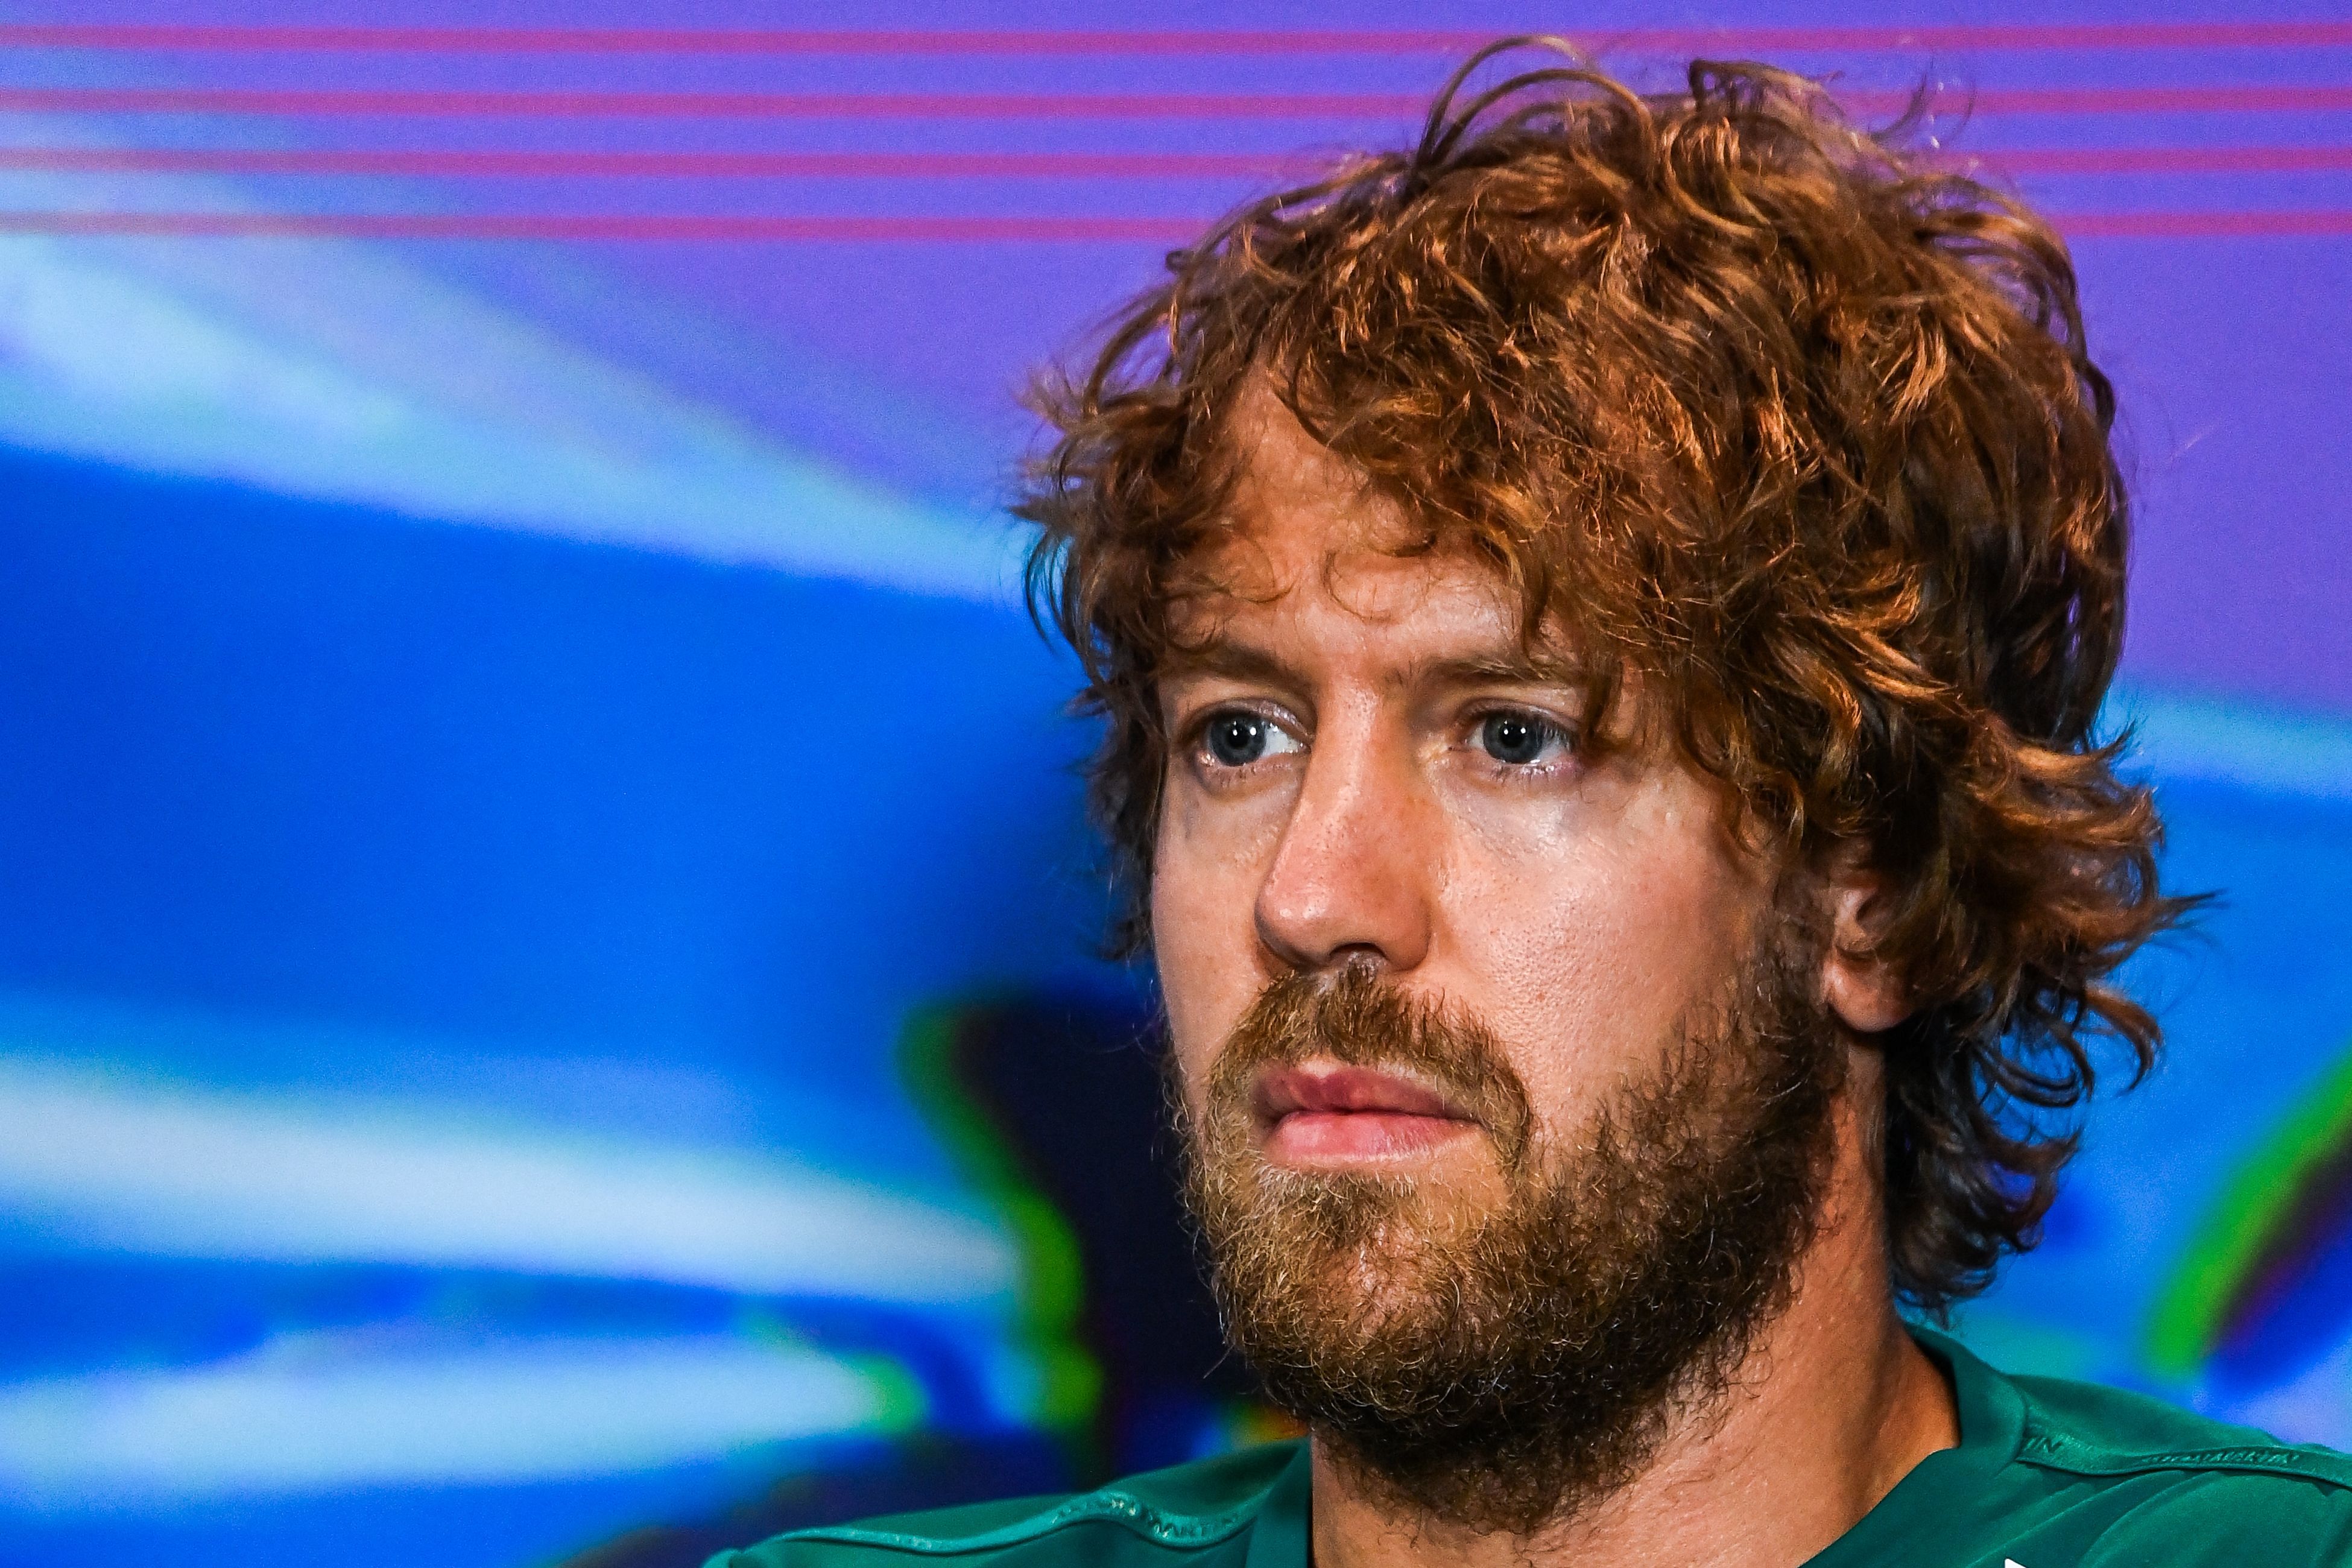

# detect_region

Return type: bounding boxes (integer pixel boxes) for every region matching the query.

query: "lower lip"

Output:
[1263,1109,1478,1165]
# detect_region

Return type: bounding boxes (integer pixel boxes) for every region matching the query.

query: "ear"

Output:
[1819,859,1912,1035]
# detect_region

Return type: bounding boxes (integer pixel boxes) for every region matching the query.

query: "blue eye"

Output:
[1205,712,1270,767]
[1478,711,1567,766]
[1200,711,1300,768]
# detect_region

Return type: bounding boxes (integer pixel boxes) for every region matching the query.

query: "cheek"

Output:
[1149,788,1276,1112]
[1443,774,1758,1128]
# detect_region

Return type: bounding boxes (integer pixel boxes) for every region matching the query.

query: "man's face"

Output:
[1151,385,1847,1530]
[1154,385,1780,1204]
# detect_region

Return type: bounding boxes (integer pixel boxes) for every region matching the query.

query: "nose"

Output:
[1253,711,1434,975]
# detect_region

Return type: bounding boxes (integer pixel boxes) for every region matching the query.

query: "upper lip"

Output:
[1251,1063,1474,1126]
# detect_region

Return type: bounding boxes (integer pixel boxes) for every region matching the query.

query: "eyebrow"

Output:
[1159,639,1590,694]
[1407,651,1591,691]
[1158,639,1298,688]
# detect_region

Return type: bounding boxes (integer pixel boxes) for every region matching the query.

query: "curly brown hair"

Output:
[1017,40,2192,1311]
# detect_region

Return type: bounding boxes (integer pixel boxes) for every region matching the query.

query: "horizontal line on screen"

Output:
[0,209,2342,240]
[1987,145,2352,172]
[0,148,1295,178]
[0,212,1210,239]
[0,24,2348,55]
[1,85,2349,119]
[0,145,2345,179]
[2054,208,2352,235]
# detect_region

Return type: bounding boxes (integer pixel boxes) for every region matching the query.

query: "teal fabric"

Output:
[709,1332,2352,1567]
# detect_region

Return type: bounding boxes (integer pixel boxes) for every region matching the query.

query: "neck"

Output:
[1306,1089,1958,1568]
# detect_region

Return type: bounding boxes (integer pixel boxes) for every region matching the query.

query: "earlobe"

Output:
[1824,946,1912,1035]
[1820,871,1913,1035]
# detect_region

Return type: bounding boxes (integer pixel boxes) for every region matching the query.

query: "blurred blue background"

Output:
[0,5,2347,1566]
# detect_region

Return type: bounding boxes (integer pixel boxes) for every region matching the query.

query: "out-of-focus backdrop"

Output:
[0,4,2347,1566]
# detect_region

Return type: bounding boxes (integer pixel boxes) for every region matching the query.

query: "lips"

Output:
[1251,1063,1480,1165]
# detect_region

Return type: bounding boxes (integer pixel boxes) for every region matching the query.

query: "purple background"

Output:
[0,6,2345,1567]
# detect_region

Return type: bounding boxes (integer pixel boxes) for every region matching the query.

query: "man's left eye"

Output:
[1476,711,1570,766]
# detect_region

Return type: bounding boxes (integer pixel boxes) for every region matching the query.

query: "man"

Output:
[713,40,2352,1568]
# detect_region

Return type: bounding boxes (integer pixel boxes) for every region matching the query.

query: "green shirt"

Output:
[711,1332,2352,1567]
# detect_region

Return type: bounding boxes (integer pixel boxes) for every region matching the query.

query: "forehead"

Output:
[1174,381,1523,651]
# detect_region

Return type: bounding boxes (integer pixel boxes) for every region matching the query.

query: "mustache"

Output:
[1203,964,1535,1173]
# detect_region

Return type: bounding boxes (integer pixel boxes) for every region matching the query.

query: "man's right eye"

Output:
[1200,711,1299,768]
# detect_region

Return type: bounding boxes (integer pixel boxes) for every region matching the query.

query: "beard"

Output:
[1177,926,1847,1536]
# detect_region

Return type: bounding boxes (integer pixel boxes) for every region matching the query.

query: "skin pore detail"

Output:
[1149,382,1958,1568]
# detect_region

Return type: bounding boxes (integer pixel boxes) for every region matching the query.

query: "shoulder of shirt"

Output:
[703,1441,1307,1568]
[2003,1363,2352,1496]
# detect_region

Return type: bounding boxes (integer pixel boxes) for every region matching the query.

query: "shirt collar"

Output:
[1245,1440,1312,1568]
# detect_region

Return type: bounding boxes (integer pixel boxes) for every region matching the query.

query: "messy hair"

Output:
[1017,40,2191,1310]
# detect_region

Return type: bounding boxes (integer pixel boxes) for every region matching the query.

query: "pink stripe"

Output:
[0,145,2343,179]
[0,148,1308,178]
[0,209,2339,240]
[0,87,1426,118]
[0,211,1207,240]
[1979,145,2352,174]
[1889,84,2352,113]
[2,84,2348,118]
[2060,208,2352,235]
[0,24,2347,54]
